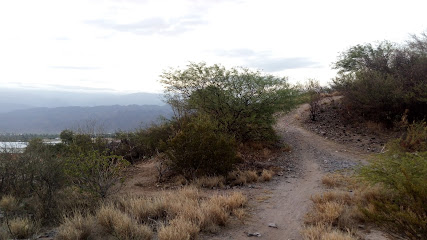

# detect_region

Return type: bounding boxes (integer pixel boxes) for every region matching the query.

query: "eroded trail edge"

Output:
[206,104,364,240]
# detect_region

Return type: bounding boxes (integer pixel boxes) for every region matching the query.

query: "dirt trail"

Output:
[205,104,366,240]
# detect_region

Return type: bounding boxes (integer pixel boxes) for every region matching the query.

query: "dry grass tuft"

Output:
[158,217,200,240]
[244,170,259,183]
[119,196,166,223]
[260,169,274,182]
[301,224,356,240]
[305,201,344,225]
[96,204,152,240]
[56,212,94,240]
[321,174,344,188]
[194,176,226,189]
[0,195,18,212]
[8,217,37,239]
[311,191,353,205]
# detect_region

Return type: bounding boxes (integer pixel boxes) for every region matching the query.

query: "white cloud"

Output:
[0,0,426,92]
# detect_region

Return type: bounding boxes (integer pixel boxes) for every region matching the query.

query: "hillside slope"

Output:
[0,105,172,134]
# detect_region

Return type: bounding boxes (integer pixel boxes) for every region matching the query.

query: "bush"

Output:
[161,62,296,143]
[0,139,67,223]
[359,122,427,239]
[115,121,175,163]
[65,150,129,199]
[333,33,427,126]
[165,115,237,178]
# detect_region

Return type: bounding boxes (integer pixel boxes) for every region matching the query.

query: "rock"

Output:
[248,232,262,237]
[268,223,278,228]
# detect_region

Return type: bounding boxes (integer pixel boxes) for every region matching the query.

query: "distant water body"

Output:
[0,140,61,151]
[0,142,28,149]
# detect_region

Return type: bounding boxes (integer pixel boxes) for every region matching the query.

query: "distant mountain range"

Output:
[0,88,165,113]
[0,105,173,134]
[0,88,173,134]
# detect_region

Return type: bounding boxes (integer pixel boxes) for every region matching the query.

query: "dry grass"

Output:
[57,187,247,239]
[194,176,225,189]
[158,216,200,240]
[96,204,153,240]
[0,195,18,212]
[305,201,344,225]
[301,224,356,240]
[321,173,350,188]
[260,169,274,181]
[302,173,378,240]
[8,217,37,239]
[56,212,94,240]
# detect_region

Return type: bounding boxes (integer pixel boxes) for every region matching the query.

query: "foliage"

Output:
[161,62,296,142]
[114,121,175,163]
[65,150,129,199]
[165,115,237,178]
[305,79,322,121]
[359,122,427,239]
[333,32,427,125]
[0,139,67,223]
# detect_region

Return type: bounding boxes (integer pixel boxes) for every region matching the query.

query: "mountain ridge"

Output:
[0,104,173,134]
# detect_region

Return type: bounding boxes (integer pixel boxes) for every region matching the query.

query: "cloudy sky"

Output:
[1,0,426,93]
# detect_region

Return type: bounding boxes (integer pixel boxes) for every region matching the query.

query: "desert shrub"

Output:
[359,124,427,239]
[333,32,427,126]
[115,121,175,163]
[161,62,297,143]
[305,79,322,121]
[0,139,68,223]
[65,150,129,199]
[165,115,237,178]
[399,121,427,152]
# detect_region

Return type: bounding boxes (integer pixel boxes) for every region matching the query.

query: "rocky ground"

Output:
[303,97,402,154]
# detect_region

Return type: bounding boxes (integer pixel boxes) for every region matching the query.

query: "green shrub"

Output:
[359,122,427,239]
[165,115,237,178]
[400,121,427,152]
[161,62,297,143]
[115,121,174,163]
[65,150,129,199]
[333,33,427,126]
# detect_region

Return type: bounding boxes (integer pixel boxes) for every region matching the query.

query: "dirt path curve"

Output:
[205,104,365,240]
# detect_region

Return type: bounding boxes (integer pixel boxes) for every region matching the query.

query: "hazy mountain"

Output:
[0,88,165,113]
[0,105,173,134]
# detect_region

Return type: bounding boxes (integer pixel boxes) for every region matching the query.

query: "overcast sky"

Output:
[1,0,426,93]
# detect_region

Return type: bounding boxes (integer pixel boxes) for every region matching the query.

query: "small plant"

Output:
[8,217,37,239]
[306,79,322,121]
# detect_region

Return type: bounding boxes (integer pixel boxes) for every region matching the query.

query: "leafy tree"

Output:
[60,130,74,145]
[160,62,296,142]
[333,32,427,125]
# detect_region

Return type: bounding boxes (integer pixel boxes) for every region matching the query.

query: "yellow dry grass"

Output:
[194,176,225,189]
[8,217,37,239]
[260,169,274,181]
[0,195,17,212]
[56,212,94,240]
[301,224,356,240]
[302,173,376,240]
[57,186,247,239]
[96,204,152,240]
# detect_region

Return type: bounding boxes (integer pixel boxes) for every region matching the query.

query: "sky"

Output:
[0,0,426,93]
